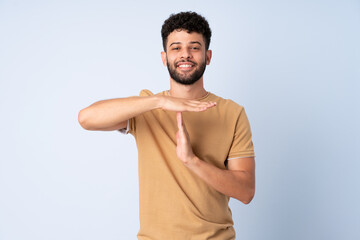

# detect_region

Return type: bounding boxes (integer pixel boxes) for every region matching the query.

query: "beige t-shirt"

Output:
[126,89,254,240]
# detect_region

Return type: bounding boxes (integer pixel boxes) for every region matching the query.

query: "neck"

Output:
[169,77,207,99]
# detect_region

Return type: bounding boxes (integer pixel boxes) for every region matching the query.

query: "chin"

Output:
[173,78,200,85]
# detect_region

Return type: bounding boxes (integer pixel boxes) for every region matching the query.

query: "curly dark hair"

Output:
[161,11,212,52]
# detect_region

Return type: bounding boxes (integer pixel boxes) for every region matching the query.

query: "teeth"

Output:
[179,64,192,67]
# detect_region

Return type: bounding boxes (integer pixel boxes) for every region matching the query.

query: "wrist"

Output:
[154,95,165,109]
[184,155,200,169]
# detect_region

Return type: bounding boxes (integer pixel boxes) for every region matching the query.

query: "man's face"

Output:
[161,30,212,85]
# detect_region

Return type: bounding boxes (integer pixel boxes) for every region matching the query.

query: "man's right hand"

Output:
[78,94,216,131]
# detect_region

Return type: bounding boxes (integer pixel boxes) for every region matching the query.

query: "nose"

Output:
[180,48,192,59]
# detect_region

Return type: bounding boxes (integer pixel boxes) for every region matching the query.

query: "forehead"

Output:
[167,29,204,46]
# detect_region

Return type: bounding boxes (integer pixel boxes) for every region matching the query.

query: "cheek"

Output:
[198,55,207,64]
[167,56,177,66]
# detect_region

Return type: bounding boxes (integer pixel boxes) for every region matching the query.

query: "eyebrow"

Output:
[169,42,181,47]
[189,41,202,46]
[169,41,202,47]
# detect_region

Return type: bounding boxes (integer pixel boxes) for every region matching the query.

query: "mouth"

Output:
[176,61,195,71]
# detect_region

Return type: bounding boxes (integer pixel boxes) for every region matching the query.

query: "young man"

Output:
[78,11,255,240]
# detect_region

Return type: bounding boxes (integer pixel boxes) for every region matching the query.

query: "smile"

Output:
[176,62,195,70]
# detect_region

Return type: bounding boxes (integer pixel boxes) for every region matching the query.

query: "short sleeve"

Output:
[119,118,136,135]
[119,119,131,134]
[118,89,153,136]
[227,107,255,159]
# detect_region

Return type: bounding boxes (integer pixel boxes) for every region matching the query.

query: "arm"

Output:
[176,112,255,204]
[185,156,255,204]
[78,95,216,131]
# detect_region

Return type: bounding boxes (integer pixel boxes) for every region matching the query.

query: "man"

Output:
[78,11,255,240]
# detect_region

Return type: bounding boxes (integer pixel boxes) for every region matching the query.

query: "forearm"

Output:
[78,95,161,130]
[185,157,255,204]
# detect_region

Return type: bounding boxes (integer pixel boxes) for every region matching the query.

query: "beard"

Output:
[166,59,206,85]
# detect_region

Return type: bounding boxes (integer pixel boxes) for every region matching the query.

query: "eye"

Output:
[191,47,200,50]
[172,47,180,50]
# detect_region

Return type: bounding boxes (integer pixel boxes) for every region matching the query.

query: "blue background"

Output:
[0,0,359,239]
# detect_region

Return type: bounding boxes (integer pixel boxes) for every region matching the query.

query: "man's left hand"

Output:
[176,112,196,165]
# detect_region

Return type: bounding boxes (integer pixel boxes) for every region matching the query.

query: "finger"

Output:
[205,101,217,107]
[186,102,215,108]
[187,100,202,104]
[176,114,187,145]
[179,113,188,135]
[186,102,217,111]
[177,112,188,138]
[177,112,183,130]
[187,100,216,106]
[186,105,214,112]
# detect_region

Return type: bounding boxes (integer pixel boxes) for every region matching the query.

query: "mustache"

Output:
[175,60,197,66]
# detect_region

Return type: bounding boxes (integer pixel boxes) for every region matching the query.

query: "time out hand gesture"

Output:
[176,112,197,165]
[160,95,216,112]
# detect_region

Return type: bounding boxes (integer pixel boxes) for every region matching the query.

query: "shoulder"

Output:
[209,92,244,114]
[139,89,166,97]
[139,89,154,97]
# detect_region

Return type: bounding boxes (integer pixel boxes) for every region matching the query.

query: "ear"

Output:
[161,51,167,66]
[206,50,212,65]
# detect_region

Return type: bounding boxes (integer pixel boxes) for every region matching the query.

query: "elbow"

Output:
[78,108,93,130]
[236,187,255,205]
[242,191,255,205]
